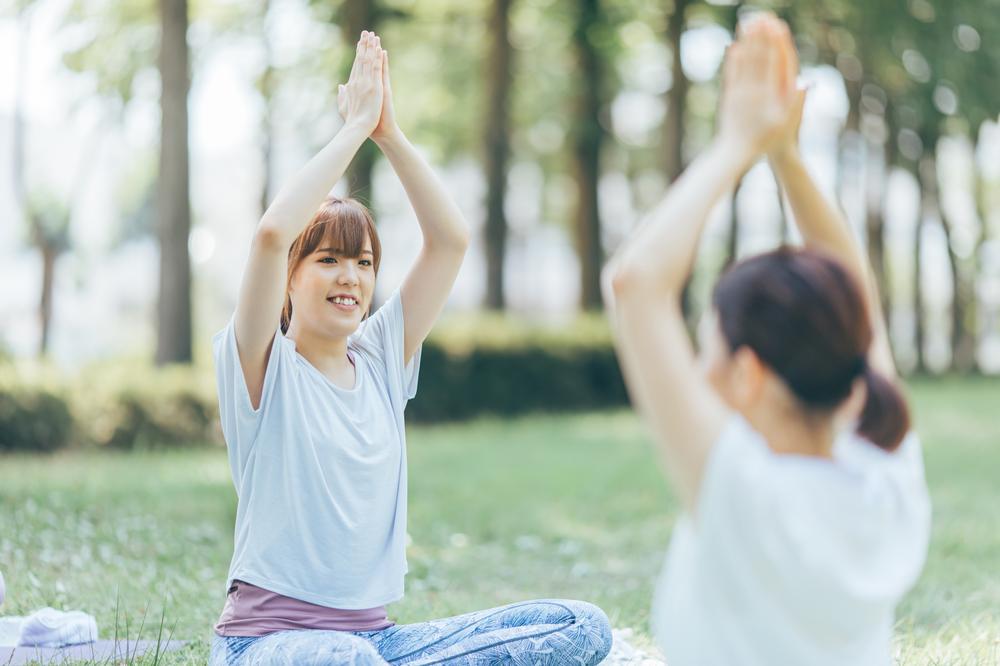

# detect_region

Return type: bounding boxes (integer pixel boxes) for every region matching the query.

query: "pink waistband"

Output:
[214,580,394,637]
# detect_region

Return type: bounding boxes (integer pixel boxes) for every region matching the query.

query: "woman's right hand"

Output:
[716,15,800,157]
[337,31,385,135]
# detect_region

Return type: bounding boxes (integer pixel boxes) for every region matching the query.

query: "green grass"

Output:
[1,377,998,664]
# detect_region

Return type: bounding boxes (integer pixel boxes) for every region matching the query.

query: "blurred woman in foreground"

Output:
[604,15,931,666]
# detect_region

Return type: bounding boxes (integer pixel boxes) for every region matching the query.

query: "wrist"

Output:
[340,120,375,141]
[711,133,761,172]
[372,126,406,149]
[768,145,801,170]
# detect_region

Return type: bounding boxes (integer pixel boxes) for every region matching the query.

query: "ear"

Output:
[731,346,767,409]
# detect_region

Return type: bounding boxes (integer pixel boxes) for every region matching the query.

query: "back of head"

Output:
[712,247,910,451]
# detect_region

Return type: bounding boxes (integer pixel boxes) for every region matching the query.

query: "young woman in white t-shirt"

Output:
[604,16,931,666]
[209,31,611,666]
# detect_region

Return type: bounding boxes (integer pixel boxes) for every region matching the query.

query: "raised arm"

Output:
[370,47,470,365]
[766,48,897,378]
[234,32,384,408]
[604,18,797,511]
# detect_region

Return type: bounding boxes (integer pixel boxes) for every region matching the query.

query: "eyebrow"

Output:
[316,247,374,256]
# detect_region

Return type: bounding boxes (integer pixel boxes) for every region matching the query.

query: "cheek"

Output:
[290,267,324,301]
[362,270,376,296]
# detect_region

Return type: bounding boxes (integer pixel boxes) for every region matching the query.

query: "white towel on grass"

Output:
[17,607,98,647]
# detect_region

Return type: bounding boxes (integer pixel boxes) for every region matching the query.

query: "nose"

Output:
[337,260,360,286]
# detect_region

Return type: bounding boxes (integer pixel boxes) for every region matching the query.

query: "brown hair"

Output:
[712,246,910,451]
[280,197,381,333]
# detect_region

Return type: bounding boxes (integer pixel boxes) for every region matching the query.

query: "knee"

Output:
[566,600,613,664]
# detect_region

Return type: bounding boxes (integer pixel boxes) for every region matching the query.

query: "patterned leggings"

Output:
[210,599,612,665]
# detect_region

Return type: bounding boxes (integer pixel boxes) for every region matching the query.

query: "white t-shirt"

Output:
[213,289,420,609]
[653,416,932,666]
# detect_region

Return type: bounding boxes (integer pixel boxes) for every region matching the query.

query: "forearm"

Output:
[610,137,755,297]
[259,123,370,244]
[769,149,864,261]
[771,148,897,376]
[374,130,469,252]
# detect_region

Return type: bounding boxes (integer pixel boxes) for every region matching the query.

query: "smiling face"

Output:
[289,237,377,338]
[281,197,382,338]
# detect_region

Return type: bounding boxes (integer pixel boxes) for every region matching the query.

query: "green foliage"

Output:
[411,313,626,421]
[0,387,74,453]
[0,362,219,452]
[74,364,219,450]
[0,317,627,449]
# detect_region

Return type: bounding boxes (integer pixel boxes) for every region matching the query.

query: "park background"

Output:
[1,0,999,663]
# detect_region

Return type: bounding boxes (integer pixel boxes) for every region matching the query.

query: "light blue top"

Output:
[213,290,420,609]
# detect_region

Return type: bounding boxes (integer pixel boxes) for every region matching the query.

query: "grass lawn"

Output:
[1,377,998,664]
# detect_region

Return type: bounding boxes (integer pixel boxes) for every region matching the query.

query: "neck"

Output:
[747,408,835,458]
[285,322,351,374]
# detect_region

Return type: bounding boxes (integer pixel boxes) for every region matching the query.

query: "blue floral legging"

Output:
[210,599,613,665]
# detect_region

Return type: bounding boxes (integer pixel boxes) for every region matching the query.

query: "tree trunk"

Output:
[340,0,378,204]
[939,210,977,371]
[720,1,744,273]
[483,0,514,310]
[38,242,56,356]
[914,157,939,374]
[663,0,688,184]
[571,0,605,310]
[155,0,193,365]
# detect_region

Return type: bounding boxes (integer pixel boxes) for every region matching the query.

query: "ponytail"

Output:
[856,365,911,451]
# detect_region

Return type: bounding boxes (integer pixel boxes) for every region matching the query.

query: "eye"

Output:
[319,256,337,264]
[359,259,373,267]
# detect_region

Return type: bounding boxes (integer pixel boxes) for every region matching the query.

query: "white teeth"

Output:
[330,296,357,305]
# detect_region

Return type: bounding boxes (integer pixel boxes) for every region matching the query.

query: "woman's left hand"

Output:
[372,49,401,141]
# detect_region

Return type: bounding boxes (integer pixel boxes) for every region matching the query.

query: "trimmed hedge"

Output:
[409,312,627,421]
[0,314,628,451]
[0,387,74,452]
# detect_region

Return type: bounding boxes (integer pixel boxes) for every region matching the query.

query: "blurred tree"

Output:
[338,0,379,203]
[483,0,515,309]
[25,193,72,357]
[663,0,689,184]
[60,0,193,364]
[154,0,192,365]
[12,0,71,357]
[570,0,608,310]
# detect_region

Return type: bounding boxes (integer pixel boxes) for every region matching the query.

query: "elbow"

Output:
[429,224,471,256]
[603,259,682,306]
[603,260,644,298]
[450,225,471,253]
[254,217,292,253]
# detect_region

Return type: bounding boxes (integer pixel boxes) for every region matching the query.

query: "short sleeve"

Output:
[212,319,284,485]
[350,289,421,404]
